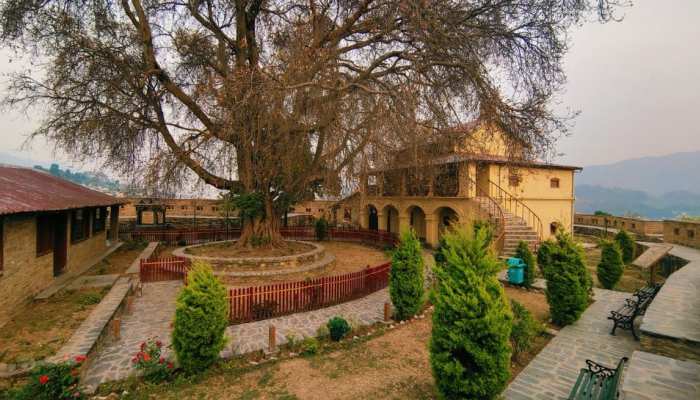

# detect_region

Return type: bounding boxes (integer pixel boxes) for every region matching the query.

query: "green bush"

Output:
[300,337,320,356]
[472,220,493,247]
[314,217,329,241]
[510,300,544,358]
[76,291,103,306]
[172,262,229,375]
[597,240,624,289]
[327,317,351,342]
[7,356,86,399]
[615,229,636,264]
[536,239,556,277]
[389,229,424,320]
[515,241,536,288]
[430,226,512,400]
[539,233,593,326]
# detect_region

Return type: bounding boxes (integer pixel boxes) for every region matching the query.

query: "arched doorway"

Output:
[367,205,379,230]
[382,205,399,233]
[436,207,459,241]
[407,205,426,241]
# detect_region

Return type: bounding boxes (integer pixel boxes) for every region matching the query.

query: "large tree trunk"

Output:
[235,195,285,248]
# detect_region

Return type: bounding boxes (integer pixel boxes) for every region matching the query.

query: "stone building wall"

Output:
[663,220,700,249]
[575,213,664,236]
[0,211,110,328]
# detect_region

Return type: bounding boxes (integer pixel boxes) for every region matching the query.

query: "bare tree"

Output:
[0,0,624,247]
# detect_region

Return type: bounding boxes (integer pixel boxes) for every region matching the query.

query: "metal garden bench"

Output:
[568,357,628,400]
[607,284,660,340]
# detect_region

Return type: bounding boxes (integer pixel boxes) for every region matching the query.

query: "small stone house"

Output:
[0,165,123,327]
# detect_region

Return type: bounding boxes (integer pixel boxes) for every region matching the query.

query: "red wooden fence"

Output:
[121,227,398,248]
[140,257,191,283]
[228,262,391,323]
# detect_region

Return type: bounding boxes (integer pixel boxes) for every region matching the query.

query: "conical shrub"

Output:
[615,229,635,264]
[597,240,624,289]
[430,226,512,399]
[172,262,229,374]
[515,241,536,288]
[389,228,424,320]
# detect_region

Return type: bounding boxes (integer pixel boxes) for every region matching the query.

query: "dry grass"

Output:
[90,286,551,400]
[0,287,109,364]
[186,241,316,258]
[87,243,146,275]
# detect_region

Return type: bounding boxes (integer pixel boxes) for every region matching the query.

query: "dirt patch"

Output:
[90,287,552,400]
[579,241,662,293]
[185,241,316,258]
[87,244,145,275]
[0,287,109,364]
[503,286,550,323]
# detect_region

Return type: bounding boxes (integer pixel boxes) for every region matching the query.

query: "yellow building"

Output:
[338,123,580,255]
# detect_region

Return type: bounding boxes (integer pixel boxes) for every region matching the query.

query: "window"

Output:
[37,214,55,256]
[92,207,106,233]
[319,208,324,212]
[212,207,218,212]
[70,209,90,243]
[196,206,203,211]
[508,174,520,187]
[289,207,296,212]
[181,205,187,210]
[550,178,560,188]
[674,228,681,235]
[166,205,174,210]
[631,223,636,229]
[592,218,598,224]
[306,208,312,213]
[689,230,695,239]
[120,204,125,209]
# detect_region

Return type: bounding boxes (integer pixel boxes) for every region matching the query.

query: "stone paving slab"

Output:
[82,280,181,391]
[125,242,159,274]
[622,350,700,400]
[503,289,640,400]
[52,277,132,362]
[224,288,389,356]
[66,274,120,290]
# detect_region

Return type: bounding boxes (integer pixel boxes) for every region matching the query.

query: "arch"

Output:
[436,206,459,241]
[367,204,379,231]
[382,204,400,233]
[407,205,427,241]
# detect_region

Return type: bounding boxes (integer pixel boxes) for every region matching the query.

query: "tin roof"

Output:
[0,165,124,216]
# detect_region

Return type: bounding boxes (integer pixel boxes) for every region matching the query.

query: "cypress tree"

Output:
[172,262,229,374]
[389,228,424,320]
[597,240,624,289]
[430,226,512,399]
[538,232,593,326]
[615,229,636,264]
[515,241,537,288]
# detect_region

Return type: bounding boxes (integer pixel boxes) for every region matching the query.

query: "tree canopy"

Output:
[0,0,623,245]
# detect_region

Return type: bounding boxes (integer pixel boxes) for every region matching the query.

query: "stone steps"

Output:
[474,196,540,257]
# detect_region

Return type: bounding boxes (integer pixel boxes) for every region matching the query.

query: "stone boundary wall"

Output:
[575,213,663,236]
[663,219,700,249]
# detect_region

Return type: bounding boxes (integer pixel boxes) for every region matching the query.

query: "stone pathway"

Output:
[83,281,389,390]
[125,242,159,274]
[83,281,181,390]
[223,289,389,356]
[622,350,700,400]
[503,288,640,400]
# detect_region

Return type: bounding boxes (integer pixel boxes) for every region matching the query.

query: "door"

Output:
[476,163,490,195]
[53,213,68,277]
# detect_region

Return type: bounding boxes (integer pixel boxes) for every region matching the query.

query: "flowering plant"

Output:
[132,338,173,383]
[10,356,86,399]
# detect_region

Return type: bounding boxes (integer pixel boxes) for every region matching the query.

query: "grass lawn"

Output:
[87,286,550,400]
[87,242,147,275]
[575,235,664,292]
[0,287,109,364]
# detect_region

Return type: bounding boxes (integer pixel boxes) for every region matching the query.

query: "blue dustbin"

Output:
[506,257,525,285]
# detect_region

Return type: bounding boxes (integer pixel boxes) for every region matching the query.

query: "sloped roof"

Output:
[370,153,582,172]
[0,165,124,216]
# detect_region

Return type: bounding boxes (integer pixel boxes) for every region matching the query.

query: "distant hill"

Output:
[577,151,700,196]
[34,164,121,193]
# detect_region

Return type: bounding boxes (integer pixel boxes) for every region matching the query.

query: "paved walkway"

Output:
[83,282,389,390]
[622,350,700,400]
[223,289,389,356]
[504,288,639,400]
[83,281,181,390]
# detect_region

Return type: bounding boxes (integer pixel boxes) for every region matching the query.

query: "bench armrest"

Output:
[585,360,616,378]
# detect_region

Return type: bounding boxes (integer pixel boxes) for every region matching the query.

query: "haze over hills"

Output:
[575,151,700,219]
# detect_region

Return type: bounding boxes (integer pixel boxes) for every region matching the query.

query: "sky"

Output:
[0,1,699,171]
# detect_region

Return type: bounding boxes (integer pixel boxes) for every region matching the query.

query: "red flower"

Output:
[143,353,151,362]
[167,362,174,370]
[74,355,87,364]
[39,375,49,385]
[132,356,138,364]
[159,357,165,364]
[73,391,81,398]
[140,342,146,351]
[156,340,162,348]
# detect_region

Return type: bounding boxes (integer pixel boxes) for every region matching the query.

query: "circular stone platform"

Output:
[172,240,335,277]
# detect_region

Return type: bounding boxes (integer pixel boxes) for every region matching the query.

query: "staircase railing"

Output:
[466,176,506,252]
[487,180,544,242]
